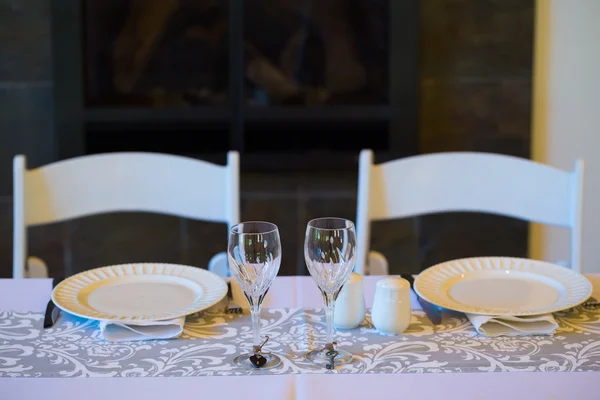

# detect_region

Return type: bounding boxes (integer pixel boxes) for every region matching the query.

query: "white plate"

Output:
[52,263,227,322]
[414,257,592,316]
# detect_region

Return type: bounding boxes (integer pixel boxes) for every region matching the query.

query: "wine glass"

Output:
[304,217,357,368]
[228,221,282,369]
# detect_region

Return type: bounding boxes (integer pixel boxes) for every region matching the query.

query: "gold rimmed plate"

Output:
[415,257,592,316]
[52,263,227,322]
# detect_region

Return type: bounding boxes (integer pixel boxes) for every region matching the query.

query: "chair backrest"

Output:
[355,150,585,274]
[13,151,240,278]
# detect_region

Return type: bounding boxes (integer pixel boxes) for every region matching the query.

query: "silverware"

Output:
[401,274,442,325]
[226,281,242,314]
[582,296,600,309]
[43,277,64,329]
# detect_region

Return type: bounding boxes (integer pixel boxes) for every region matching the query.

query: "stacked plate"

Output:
[52,263,228,322]
[414,257,592,316]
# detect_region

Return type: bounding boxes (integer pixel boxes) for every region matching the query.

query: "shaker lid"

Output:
[347,272,364,283]
[376,276,410,290]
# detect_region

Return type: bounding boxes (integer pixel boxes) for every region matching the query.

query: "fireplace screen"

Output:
[84,0,389,109]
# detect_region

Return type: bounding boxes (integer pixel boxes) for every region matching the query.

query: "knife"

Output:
[401,274,442,325]
[43,277,64,329]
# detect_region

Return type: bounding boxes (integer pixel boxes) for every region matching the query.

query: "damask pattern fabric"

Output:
[1,307,600,377]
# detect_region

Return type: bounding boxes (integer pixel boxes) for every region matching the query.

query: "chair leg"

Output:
[26,256,49,278]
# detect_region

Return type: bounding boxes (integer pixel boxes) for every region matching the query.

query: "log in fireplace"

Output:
[52,0,419,170]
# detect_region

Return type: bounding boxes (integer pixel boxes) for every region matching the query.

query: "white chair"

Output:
[355,150,585,275]
[13,151,240,278]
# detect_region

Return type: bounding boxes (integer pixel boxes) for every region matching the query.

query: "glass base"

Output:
[234,353,281,370]
[306,348,354,368]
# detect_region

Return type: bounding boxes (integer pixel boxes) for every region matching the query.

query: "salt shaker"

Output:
[334,272,366,329]
[371,276,411,335]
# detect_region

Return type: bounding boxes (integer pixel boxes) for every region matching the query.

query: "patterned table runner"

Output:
[2,307,600,377]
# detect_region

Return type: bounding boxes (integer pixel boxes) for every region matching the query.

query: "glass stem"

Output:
[250,304,262,349]
[324,292,336,346]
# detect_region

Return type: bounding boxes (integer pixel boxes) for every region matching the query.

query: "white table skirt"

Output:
[2,275,600,400]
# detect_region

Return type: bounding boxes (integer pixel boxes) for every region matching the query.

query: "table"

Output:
[2,276,600,400]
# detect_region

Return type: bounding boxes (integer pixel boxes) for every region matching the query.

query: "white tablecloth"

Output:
[2,275,600,400]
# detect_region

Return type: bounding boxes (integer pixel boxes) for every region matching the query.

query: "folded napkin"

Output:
[99,317,186,342]
[466,313,558,337]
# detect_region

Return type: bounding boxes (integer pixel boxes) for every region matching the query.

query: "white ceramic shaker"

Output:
[334,272,366,329]
[371,276,412,335]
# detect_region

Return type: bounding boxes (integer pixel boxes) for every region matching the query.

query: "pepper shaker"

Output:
[371,276,411,335]
[334,272,366,329]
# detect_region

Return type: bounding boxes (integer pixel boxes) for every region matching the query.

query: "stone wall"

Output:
[417,0,533,268]
[0,0,56,277]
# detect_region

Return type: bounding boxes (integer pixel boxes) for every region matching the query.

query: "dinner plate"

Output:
[52,263,227,322]
[414,257,592,316]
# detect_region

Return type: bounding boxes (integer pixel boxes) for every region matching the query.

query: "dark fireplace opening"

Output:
[244,120,388,153]
[86,124,230,156]
[52,0,419,170]
[83,0,391,108]
[86,118,388,170]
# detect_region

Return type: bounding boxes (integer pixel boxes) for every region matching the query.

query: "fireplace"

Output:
[52,0,419,170]
[0,0,533,278]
